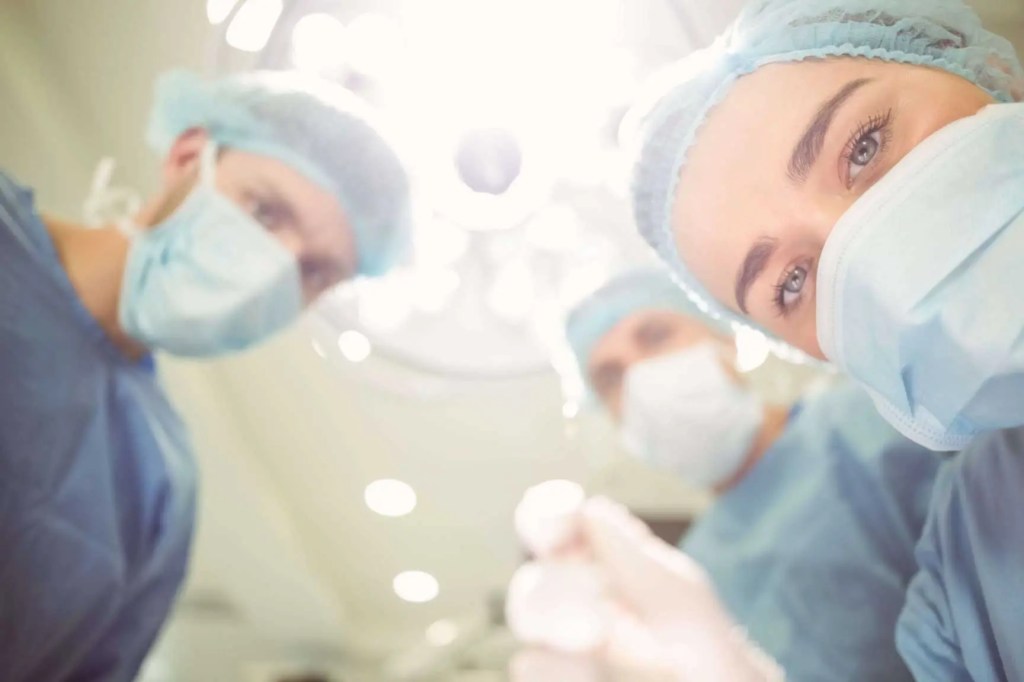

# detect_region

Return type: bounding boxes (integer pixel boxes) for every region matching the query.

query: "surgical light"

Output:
[206,0,240,26]
[735,327,771,373]
[291,12,348,74]
[225,0,283,52]
[394,571,440,603]
[364,479,417,517]
[524,204,583,253]
[338,330,372,363]
[487,260,535,322]
[454,128,523,195]
[345,13,405,81]
[425,619,460,647]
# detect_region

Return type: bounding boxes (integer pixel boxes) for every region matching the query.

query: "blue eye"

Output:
[773,264,808,316]
[842,109,893,188]
[848,131,881,180]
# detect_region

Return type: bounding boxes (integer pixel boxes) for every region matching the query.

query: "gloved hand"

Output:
[507,487,784,681]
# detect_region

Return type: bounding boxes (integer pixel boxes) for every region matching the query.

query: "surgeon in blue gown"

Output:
[0,70,410,682]
[895,425,1024,681]
[564,267,942,681]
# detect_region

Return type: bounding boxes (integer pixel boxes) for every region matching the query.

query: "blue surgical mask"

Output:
[118,145,303,357]
[817,103,1024,451]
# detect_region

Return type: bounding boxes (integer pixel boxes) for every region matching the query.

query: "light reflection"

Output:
[291,12,348,73]
[225,0,282,52]
[206,0,240,25]
[338,330,372,363]
[394,571,440,603]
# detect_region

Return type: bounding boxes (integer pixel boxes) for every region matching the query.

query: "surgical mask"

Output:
[817,103,1024,451]
[118,144,303,357]
[620,343,764,490]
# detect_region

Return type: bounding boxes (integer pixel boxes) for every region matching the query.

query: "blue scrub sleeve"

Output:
[0,514,123,682]
[69,553,190,681]
[896,427,1024,681]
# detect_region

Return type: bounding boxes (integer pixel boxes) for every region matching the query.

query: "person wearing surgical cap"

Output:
[549,266,942,681]
[627,0,1024,450]
[0,70,410,682]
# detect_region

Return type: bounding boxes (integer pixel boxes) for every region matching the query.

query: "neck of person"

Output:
[42,214,150,361]
[714,403,790,494]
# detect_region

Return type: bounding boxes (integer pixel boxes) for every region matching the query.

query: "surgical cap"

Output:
[147,70,412,277]
[631,0,1024,325]
[565,266,732,395]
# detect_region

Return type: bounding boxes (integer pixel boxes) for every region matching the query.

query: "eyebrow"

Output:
[787,78,873,184]
[735,237,779,314]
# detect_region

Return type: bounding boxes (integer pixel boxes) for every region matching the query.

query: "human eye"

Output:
[301,260,344,294]
[840,109,893,188]
[772,258,813,317]
[636,318,675,350]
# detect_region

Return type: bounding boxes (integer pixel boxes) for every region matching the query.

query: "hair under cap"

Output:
[147,70,412,277]
[629,0,1024,326]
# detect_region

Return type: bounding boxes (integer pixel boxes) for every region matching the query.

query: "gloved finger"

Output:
[506,560,616,653]
[514,480,587,559]
[580,497,713,623]
[509,649,603,682]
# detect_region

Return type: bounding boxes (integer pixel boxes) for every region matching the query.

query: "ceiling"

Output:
[2,0,1022,679]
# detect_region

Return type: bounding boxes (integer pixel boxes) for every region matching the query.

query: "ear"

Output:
[162,128,210,186]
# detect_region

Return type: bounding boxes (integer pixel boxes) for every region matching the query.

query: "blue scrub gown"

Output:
[0,171,197,682]
[897,426,1024,682]
[682,384,943,682]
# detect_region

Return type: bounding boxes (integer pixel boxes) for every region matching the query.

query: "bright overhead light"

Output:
[364,479,417,517]
[225,0,282,52]
[487,260,535,322]
[525,204,582,253]
[561,401,580,419]
[735,327,770,373]
[412,268,461,314]
[206,0,239,25]
[413,216,469,268]
[338,330,372,363]
[356,273,414,332]
[346,13,405,81]
[425,619,459,647]
[291,12,348,73]
[394,571,439,603]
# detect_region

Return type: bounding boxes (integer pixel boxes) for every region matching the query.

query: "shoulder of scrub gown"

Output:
[897,425,1024,682]
[683,383,942,682]
[0,168,198,682]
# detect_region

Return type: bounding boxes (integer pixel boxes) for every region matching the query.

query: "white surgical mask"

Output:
[620,342,763,489]
[118,144,303,357]
[817,103,1024,450]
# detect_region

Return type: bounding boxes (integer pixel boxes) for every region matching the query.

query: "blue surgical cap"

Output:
[565,266,732,395]
[147,70,412,277]
[630,0,1024,326]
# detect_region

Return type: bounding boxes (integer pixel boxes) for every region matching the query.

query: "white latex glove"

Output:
[580,497,784,681]
[509,648,681,682]
[507,490,784,681]
[514,479,588,559]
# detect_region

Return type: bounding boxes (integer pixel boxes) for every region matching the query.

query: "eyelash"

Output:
[772,258,814,318]
[840,108,894,187]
